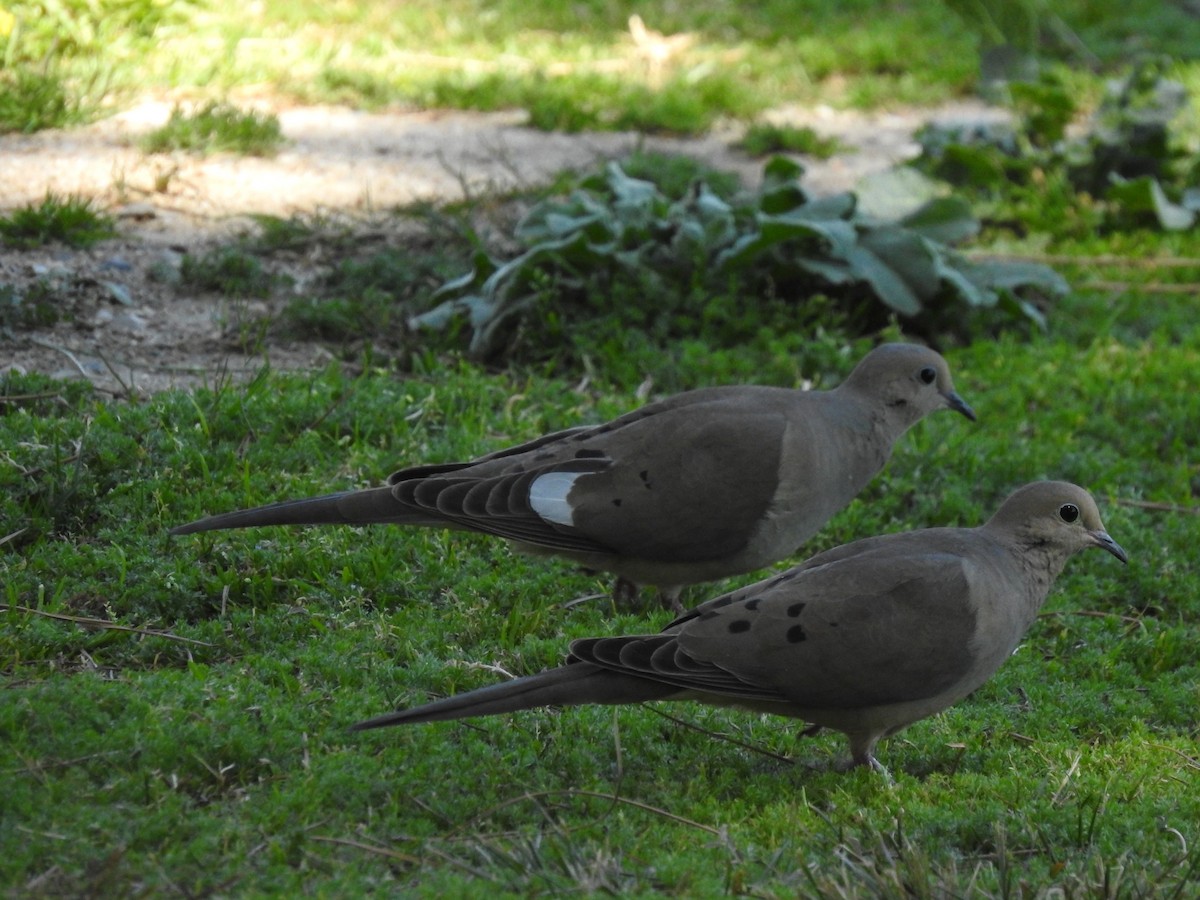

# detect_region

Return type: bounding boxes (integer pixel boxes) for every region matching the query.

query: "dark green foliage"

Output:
[620,151,742,202]
[0,193,116,248]
[917,61,1198,231]
[413,155,1065,362]
[180,247,276,297]
[1068,61,1190,192]
[0,281,62,332]
[281,292,400,342]
[278,229,476,344]
[141,101,285,157]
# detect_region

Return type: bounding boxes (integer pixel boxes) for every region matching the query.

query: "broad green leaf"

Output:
[899,196,980,245]
[934,257,994,308]
[674,219,708,248]
[956,258,1069,297]
[997,293,1048,330]
[471,293,543,357]
[692,183,734,219]
[794,256,856,284]
[1107,175,1196,231]
[843,244,923,316]
[428,250,495,301]
[758,156,809,214]
[855,166,945,220]
[408,293,496,332]
[715,213,856,270]
[762,211,858,251]
[762,155,804,184]
[516,210,607,243]
[714,231,773,270]
[604,162,659,207]
[857,226,940,302]
[794,192,856,222]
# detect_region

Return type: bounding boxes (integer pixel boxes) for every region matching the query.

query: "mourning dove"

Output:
[171,343,975,610]
[351,482,1127,773]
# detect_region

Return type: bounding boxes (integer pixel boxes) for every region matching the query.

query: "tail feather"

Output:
[170,486,443,535]
[350,663,679,731]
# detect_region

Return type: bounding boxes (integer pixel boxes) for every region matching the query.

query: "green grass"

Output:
[0,193,117,249]
[739,122,847,158]
[179,246,277,297]
[0,66,96,133]
[140,100,285,156]
[4,267,1200,892]
[5,0,1200,135]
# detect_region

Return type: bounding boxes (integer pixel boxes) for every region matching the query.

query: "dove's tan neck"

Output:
[982,525,1070,625]
[833,382,930,447]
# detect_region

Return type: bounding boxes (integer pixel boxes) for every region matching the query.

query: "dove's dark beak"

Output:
[943,391,976,422]
[1090,530,1128,564]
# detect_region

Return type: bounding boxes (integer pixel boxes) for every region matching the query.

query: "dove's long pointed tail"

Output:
[170,486,441,535]
[350,664,679,731]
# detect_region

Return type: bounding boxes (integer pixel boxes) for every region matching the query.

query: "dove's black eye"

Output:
[1059,503,1080,523]
[919,366,937,385]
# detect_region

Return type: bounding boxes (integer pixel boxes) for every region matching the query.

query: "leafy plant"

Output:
[0,193,116,248]
[917,60,1199,231]
[412,155,1066,360]
[141,101,285,157]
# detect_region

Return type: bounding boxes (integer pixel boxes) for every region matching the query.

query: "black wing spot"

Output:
[786,625,807,643]
[612,498,623,507]
[743,597,762,611]
[575,448,606,459]
[787,602,805,618]
[728,620,752,634]
[709,595,735,610]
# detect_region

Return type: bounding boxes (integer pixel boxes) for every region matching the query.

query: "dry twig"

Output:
[1,605,214,647]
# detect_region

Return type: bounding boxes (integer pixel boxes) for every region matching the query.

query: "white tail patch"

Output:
[529,471,583,526]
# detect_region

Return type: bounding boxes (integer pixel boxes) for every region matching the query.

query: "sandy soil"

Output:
[0,99,1002,395]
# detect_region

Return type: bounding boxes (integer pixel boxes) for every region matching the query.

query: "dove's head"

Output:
[844,343,976,427]
[987,480,1128,564]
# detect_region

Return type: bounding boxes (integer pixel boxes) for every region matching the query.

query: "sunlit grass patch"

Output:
[140,100,285,156]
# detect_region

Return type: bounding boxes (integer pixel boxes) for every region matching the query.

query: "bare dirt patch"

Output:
[1,99,1000,395]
